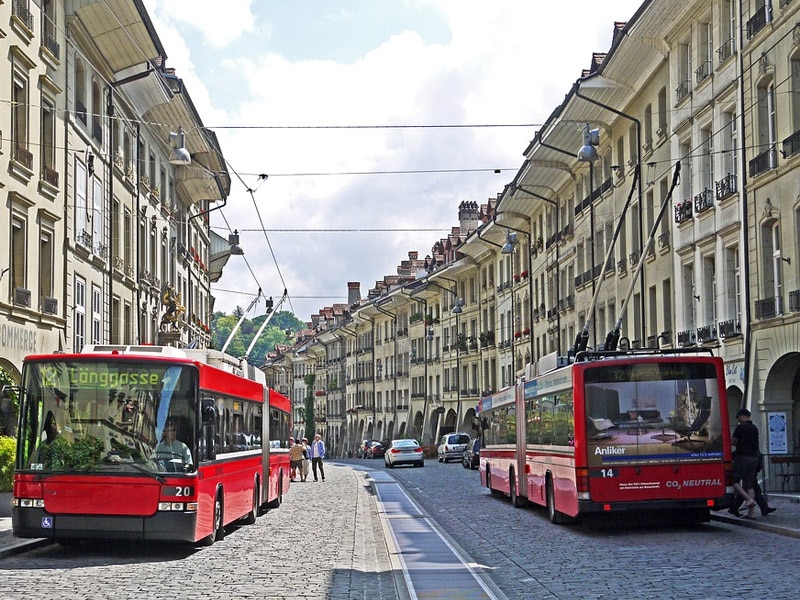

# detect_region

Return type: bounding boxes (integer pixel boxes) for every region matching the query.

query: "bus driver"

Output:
[155,418,193,471]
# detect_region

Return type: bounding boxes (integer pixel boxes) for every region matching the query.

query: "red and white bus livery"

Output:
[11,345,291,545]
[479,349,732,523]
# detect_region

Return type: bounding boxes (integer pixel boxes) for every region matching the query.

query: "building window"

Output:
[696,21,712,82]
[676,41,692,101]
[91,80,103,143]
[74,277,87,351]
[75,60,87,125]
[41,97,57,181]
[12,217,27,292]
[759,219,783,317]
[718,0,736,63]
[725,245,741,324]
[662,278,672,340]
[92,176,104,257]
[657,87,668,136]
[751,82,777,176]
[12,70,31,169]
[75,159,89,242]
[92,285,102,345]
[682,264,696,332]
[39,229,54,300]
[701,255,717,327]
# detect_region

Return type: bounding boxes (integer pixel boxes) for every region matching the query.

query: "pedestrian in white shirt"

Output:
[310,433,326,482]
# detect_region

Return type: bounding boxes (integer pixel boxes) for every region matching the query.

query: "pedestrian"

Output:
[731,452,776,516]
[310,433,326,482]
[729,408,760,520]
[301,437,311,482]
[289,437,305,482]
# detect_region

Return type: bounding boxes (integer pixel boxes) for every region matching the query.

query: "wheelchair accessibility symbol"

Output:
[41,517,53,529]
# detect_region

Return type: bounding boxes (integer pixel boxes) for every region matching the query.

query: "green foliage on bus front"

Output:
[37,436,105,471]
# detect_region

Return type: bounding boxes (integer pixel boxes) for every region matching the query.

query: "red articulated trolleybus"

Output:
[479,348,732,524]
[11,345,291,545]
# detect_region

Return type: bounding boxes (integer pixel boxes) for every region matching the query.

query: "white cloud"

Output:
[143,0,644,322]
[145,0,259,48]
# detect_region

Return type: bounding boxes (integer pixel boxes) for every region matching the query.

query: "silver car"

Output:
[384,439,425,468]
[437,432,471,463]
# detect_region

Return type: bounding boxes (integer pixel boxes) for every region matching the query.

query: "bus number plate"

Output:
[595,468,618,478]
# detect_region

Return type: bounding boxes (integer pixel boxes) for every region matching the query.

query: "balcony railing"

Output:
[790,289,800,312]
[717,37,735,63]
[13,0,34,30]
[43,18,60,59]
[718,319,742,339]
[755,296,781,320]
[675,79,690,102]
[677,329,696,346]
[696,324,718,344]
[782,130,800,160]
[43,165,59,187]
[695,61,711,83]
[747,5,771,39]
[715,173,737,201]
[694,188,715,214]
[675,200,693,224]
[749,147,776,178]
[14,144,33,170]
[76,99,87,125]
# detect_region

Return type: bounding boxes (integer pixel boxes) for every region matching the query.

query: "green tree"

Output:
[210,310,304,366]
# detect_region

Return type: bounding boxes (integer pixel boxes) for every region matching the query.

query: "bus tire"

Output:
[510,469,526,508]
[267,475,283,509]
[202,491,225,545]
[242,480,259,525]
[546,479,566,524]
[487,468,504,498]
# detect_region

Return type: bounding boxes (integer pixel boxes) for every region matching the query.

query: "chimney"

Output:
[347,282,361,306]
[458,201,479,232]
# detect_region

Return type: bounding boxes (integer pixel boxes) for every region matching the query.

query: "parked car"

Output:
[384,439,425,468]
[357,439,375,458]
[367,441,387,459]
[462,437,480,469]
[438,432,471,463]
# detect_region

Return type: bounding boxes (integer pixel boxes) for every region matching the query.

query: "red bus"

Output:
[479,348,732,523]
[11,344,291,545]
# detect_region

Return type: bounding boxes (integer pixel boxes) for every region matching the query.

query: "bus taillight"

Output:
[576,468,590,493]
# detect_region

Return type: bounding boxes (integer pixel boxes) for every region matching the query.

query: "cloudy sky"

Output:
[142,0,644,323]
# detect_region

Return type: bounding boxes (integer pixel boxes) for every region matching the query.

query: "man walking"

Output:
[310,433,326,482]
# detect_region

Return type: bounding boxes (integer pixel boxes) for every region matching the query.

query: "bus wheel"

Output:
[487,468,503,498]
[267,477,283,509]
[510,469,526,508]
[243,481,259,525]
[202,492,225,545]
[546,479,566,524]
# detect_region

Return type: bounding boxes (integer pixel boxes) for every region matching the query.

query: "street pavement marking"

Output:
[368,470,507,600]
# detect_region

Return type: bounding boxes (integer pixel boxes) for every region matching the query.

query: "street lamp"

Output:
[577,123,600,353]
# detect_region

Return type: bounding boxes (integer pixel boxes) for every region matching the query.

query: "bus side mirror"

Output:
[202,398,216,424]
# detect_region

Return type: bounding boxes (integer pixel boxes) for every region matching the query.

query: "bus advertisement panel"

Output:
[12,346,290,545]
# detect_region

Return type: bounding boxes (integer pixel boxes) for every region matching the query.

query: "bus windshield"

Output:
[18,359,198,475]
[582,360,724,466]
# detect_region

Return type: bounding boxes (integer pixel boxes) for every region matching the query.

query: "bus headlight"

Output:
[15,498,45,508]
